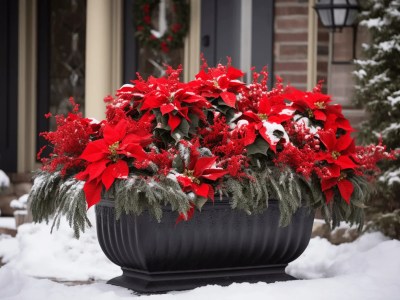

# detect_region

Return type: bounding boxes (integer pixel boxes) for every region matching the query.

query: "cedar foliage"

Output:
[30,166,372,238]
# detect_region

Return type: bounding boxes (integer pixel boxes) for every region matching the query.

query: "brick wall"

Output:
[274,0,329,91]
[274,0,309,90]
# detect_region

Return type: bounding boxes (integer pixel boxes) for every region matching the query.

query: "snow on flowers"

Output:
[32,60,397,234]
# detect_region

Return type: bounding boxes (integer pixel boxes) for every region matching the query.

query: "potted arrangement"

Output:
[29,60,396,293]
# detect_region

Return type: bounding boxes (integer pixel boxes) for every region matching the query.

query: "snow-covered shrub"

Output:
[354,0,400,238]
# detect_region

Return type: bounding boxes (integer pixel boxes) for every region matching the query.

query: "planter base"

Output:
[108,264,295,293]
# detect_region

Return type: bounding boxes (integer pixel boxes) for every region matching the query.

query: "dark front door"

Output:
[0,0,18,172]
[36,0,87,155]
[200,0,274,86]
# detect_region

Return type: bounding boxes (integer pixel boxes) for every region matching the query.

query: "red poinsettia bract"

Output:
[317,131,357,203]
[177,156,228,201]
[193,62,245,108]
[75,119,150,208]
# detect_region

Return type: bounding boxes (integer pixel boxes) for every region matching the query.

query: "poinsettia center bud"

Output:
[168,95,174,103]
[257,113,268,121]
[315,101,326,109]
[331,150,341,160]
[307,108,314,118]
[213,80,219,88]
[108,141,120,162]
[183,169,201,184]
[338,173,347,181]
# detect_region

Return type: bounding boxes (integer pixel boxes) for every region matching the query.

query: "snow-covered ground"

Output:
[0,210,400,300]
[0,217,16,230]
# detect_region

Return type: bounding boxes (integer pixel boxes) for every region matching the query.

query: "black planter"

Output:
[95,198,314,293]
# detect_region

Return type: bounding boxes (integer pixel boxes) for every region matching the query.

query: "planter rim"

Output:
[98,197,282,211]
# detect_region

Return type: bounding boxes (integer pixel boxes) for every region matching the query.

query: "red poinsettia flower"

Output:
[284,88,335,121]
[75,119,150,208]
[177,156,228,201]
[238,96,291,153]
[318,131,357,171]
[324,104,354,132]
[192,64,245,108]
[243,95,294,125]
[321,171,354,204]
[139,77,211,132]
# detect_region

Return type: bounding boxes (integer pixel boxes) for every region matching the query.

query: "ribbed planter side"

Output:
[96,199,314,293]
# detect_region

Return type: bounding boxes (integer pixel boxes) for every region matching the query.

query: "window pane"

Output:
[137,0,184,78]
[49,0,86,131]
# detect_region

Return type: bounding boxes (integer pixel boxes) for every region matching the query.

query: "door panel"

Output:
[201,0,274,86]
[0,0,18,172]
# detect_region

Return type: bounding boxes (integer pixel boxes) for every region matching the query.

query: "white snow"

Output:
[0,217,16,230]
[0,207,120,282]
[367,72,390,87]
[377,39,400,52]
[10,194,29,210]
[388,90,400,107]
[0,169,10,188]
[381,122,400,137]
[353,69,367,80]
[0,231,399,299]
[380,168,400,186]
[360,17,387,29]
[262,121,289,145]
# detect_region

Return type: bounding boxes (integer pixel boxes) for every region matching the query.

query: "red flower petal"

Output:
[83,179,103,209]
[193,156,217,177]
[101,160,129,190]
[122,133,152,147]
[192,182,210,198]
[243,125,257,146]
[338,179,354,204]
[258,96,271,115]
[160,103,175,115]
[326,164,341,178]
[86,159,108,182]
[168,113,181,132]
[121,144,148,160]
[319,131,336,151]
[324,189,334,203]
[335,155,357,170]
[313,110,327,121]
[336,118,354,131]
[177,175,193,188]
[80,140,108,162]
[243,111,261,123]
[103,119,128,145]
[140,94,167,111]
[220,91,237,108]
[336,133,354,152]
[268,114,293,124]
[201,169,228,181]
[321,177,338,191]
[226,66,244,79]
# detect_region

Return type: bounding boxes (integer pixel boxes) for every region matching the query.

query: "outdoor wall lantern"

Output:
[314,0,359,31]
[314,0,360,64]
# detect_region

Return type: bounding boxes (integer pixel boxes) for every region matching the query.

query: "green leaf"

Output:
[172,155,184,172]
[171,130,184,143]
[178,119,190,137]
[246,137,270,156]
[188,114,199,134]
